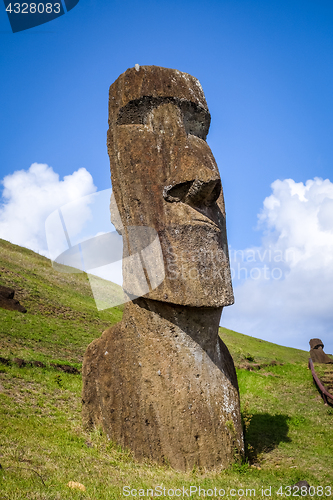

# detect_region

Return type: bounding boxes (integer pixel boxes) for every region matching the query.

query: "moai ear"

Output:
[180,101,211,140]
[110,191,123,235]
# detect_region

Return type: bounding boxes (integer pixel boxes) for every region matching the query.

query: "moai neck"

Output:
[122,298,238,386]
[124,297,221,342]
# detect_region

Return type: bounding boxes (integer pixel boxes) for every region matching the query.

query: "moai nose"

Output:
[164,177,221,208]
[184,178,221,207]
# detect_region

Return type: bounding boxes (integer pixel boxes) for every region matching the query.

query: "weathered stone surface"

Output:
[82,66,244,470]
[0,285,15,299]
[309,338,324,350]
[310,338,332,364]
[0,295,27,313]
[0,284,27,313]
[83,299,243,470]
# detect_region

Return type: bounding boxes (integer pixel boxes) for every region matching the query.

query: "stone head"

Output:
[107,66,234,308]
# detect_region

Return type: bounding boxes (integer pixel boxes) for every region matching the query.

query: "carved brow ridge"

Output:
[116,96,211,140]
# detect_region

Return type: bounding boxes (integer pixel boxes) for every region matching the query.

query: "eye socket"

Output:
[116,96,154,126]
[116,97,210,140]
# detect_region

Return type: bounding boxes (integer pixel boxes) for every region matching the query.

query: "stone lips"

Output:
[82,66,244,471]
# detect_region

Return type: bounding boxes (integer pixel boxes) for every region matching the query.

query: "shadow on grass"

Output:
[245,413,291,461]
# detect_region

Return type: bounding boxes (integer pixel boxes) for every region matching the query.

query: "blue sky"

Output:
[1,0,333,352]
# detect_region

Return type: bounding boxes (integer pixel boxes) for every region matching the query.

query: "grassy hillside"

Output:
[219,327,310,367]
[0,238,123,365]
[0,238,332,499]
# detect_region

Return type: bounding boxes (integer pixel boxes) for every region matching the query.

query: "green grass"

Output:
[1,238,333,499]
[219,327,310,366]
[0,238,123,364]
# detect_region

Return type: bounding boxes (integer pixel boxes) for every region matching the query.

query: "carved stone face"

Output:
[108,66,234,308]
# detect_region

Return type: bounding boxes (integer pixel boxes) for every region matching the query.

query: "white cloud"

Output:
[0,165,165,311]
[222,177,333,354]
[2,165,332,350]
[0,163,97,256]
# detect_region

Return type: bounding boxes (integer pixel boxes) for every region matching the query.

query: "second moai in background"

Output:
[309,338,332,364]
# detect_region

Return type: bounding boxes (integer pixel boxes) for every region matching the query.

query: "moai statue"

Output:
[309,338,332,364]
[82,66,244,471]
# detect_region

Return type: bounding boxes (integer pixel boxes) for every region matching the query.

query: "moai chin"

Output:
[82,66,244,471]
